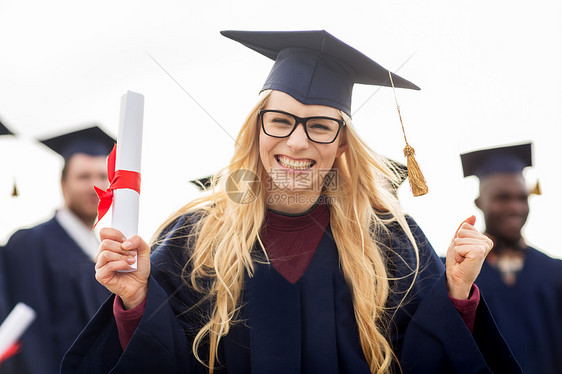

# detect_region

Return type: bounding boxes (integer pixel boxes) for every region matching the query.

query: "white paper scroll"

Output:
[113,91,144,272]
[0,303,36,358]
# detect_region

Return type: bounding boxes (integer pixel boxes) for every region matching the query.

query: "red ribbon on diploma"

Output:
[93,144,141,228]
[0,342,21,364]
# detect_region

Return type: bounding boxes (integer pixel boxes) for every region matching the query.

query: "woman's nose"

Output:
[286,123,309,150]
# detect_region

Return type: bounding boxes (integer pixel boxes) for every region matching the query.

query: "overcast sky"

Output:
[0,0,560,258]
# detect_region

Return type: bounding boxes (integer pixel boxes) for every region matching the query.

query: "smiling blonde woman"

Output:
[62,30,521,374]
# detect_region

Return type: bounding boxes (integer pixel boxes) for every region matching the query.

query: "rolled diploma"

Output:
[0,303,36,357]
[113,91,144,272]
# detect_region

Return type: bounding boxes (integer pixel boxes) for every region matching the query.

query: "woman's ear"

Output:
[336,142,348,158]
[336,131,348,158]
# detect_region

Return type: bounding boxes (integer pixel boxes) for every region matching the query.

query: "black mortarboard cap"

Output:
[189,175,213,191]
[39,126,115,160]
[0,120,18,196]
[221,30,420,116]
[0,120,13,136]
[460,143,532,179]
[387,158,408,186]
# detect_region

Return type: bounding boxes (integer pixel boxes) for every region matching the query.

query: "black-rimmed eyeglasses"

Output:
[259,109,345,144]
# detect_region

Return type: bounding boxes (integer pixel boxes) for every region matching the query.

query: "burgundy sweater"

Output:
[114,204,479,349]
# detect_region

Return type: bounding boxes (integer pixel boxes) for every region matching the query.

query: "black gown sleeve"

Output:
[2,228,59,374]
[61,213,209,374]
[387,217,522,373]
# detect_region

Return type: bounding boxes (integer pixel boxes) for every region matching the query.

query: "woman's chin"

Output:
[269,183,314,193]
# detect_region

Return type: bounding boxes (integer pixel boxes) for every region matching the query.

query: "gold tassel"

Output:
[403,145,428,196]
[388,72,428,197]
[11,178,18,197]
[530,180,541,195]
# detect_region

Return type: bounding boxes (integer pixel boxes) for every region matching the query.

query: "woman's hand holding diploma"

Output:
[95,228,151,310]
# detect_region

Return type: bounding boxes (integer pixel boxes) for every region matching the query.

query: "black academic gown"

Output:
[61,213,521,373]
[0,246,16,374]
[2,217,110,374]
[0,246,9,320]
[476,247,562,374]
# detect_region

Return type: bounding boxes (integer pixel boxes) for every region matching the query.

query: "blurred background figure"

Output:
[0,120,16,373]
[1,126,114,374]
[0,122,9,135]
[0,247,9,368]
[0,120,14,315]
[461,142,562,374]
[385,158,408,198]
[0,121,18,198]
[189,175,213,191]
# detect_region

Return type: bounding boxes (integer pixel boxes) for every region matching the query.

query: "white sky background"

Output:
[0,0,560,258]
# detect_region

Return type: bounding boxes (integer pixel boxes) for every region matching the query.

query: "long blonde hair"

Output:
[153,91,420,373]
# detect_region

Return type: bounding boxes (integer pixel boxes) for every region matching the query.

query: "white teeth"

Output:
[277,156,314,170]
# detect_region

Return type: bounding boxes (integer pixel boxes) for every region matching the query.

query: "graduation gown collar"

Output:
[265,199,329,230]
[55,208,99,260]
[261,201,330,284]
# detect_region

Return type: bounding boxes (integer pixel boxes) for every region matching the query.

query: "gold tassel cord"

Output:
[388,71,428,197]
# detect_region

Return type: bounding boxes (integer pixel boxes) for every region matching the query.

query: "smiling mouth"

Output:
[504,215,526,226]
[275,155,315,170]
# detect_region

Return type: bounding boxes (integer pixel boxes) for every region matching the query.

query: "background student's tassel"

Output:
[530,180,541,195]
[11,178,18,197]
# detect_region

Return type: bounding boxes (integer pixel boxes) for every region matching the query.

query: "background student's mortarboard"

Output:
[383,158,408,198]
[0,120,18,196]
[189,175,213,191]
[461,143,532,179]
[39,125,115,160]
[460,142,540,195]
[0,121,13,136]
[387,158,408,185]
